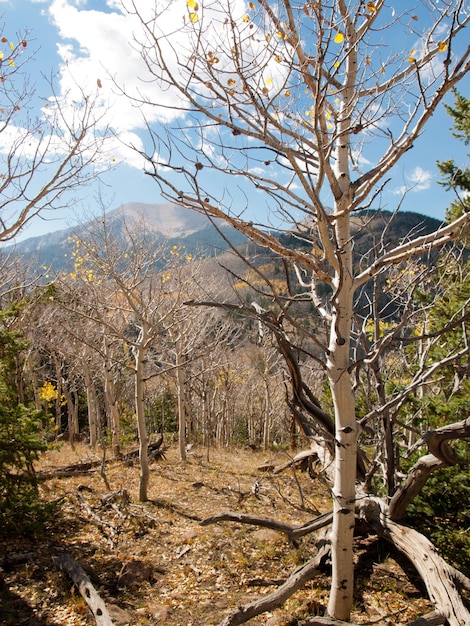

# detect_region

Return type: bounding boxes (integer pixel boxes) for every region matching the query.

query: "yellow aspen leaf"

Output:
[284,89,291,97]
[227,78,236,86]
[189,12,198,22]
[243,14,249,23]
[9,59,14,66]
[265,77,273,86]
[334,32,344,43]
[187,0,197,8]
[275,55,282,62]
[438,41,447,52]
[366,2,376,12]
[325,111,331,120]
[249,1,255,9]
[9,41,14,50]
[408,56,416,63]
[333,61,340,68]
[0,52,3,60]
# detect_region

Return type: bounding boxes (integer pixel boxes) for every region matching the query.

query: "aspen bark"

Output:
[326,211,357,620]
[134,324,150,502]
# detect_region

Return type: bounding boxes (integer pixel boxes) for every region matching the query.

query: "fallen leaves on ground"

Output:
[0,444,432,625]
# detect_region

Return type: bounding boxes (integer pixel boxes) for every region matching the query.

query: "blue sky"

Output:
[1,0,469,242]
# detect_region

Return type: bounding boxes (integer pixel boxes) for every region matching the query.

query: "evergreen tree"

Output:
[438,90,470,220]
[406,91,470,575]
[0,304,50,536]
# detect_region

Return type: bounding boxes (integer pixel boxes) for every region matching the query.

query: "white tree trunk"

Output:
[326,211,358,620]
[134,337,149,502]
[103,362,121,458]
[176,340,187,462]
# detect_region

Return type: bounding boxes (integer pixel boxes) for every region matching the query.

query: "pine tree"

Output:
[0,304,50,536]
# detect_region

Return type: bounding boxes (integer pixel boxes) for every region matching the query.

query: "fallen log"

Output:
[122,435,166,464]
[35,460,102,481]
[55,553,114,626]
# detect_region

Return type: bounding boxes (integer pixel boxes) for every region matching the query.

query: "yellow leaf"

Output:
[333,61,340,68]
[438,41,447,52]
[408,56,416,63]
[284,89,291,97]
[0,52,3,60]
[249,1,255,9]
[187,0,197,8]
[243,14,249,23]
[9,59,14,66]
[227,78,236,86]
[334,32,344,43]
[9,41,14,50]
[189,12,198,22]
[265,77,273,86]
[366,2,376,12]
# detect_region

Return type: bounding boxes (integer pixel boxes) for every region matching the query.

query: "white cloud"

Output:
[392,166,433,196]
[44,0,293,168]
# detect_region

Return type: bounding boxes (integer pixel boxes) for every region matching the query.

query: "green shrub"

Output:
[405,457,470,577]
[0,304,55,537]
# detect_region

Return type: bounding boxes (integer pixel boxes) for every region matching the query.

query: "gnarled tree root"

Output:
[360,497,470,626]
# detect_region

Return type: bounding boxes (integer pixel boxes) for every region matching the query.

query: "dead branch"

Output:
[76,489,119,546]
[122,435,167,464]
[219,540,330,626]
[35,460,102,481]
[55,553,114,626]
[389,416,470,520]
[273,449,319,474]
[201,510,333,541]
[0,552,35,568]
[406,611,447,625]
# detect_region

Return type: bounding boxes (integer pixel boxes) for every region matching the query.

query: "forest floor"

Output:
[0,443,434,626]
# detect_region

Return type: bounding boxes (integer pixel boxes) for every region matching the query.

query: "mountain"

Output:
[5,202,247,274]
[4,205,444,283]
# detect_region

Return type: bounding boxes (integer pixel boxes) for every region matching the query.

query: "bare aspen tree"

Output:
[120,1,470,622]
[0,28,106,243]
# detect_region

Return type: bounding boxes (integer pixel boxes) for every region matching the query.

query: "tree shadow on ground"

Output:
[0,582,60,626]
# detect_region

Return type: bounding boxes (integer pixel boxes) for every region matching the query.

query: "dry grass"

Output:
[0,443,432,625]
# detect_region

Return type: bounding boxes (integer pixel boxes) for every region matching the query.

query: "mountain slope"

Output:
[5,202,246,274]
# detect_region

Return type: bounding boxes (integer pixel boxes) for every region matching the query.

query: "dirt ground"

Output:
[0,443,433,625]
